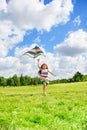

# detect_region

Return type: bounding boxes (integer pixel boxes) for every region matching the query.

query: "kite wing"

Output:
[20,45,45,67]
[23,46,45,58]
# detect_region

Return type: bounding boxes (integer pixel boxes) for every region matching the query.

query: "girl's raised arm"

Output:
[37,59,41,69]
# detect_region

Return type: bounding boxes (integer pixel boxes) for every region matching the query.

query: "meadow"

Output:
[0,82,87,130]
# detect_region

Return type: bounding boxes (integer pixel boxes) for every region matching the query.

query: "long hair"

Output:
[38,70,41,74]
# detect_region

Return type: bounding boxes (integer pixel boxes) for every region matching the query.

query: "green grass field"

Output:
[0,82,87,130]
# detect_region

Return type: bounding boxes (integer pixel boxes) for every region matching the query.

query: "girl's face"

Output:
[42,64,47,69]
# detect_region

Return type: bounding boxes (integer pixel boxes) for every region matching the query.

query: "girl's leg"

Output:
[43,82,47,95]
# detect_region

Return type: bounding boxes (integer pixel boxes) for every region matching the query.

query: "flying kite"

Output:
[23,45,45,59]
[20,45,45,65]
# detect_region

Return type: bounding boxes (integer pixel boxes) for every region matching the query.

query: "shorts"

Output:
[41,79,49,85]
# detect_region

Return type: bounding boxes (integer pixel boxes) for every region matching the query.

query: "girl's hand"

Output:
[37,59,40,69]
[37,59,40,62]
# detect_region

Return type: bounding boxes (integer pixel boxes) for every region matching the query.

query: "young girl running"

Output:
[37,59,56,96]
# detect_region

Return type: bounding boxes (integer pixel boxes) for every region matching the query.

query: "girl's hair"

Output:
[38,63,48,74]
[41,63,48,69]
[38,70,41,74]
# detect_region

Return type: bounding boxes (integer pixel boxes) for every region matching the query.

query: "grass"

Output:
[0,82,87,130]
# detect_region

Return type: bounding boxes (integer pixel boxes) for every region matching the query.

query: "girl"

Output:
[37,59,56,96]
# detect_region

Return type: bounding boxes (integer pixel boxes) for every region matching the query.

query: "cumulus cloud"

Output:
[54,55,87,79]
[0,0,73,57]
[0,44,87,79]
[0,20,25,57]
[0,0,7,11]
[52,29,87,78]
[73,16,81,26]
[2,0,86,79]
[0,56,20,77]
[0,0,73,31]
[33,36,41,43]
[54,29,87,57]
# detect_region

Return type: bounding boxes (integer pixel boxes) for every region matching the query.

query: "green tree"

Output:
[27,76,32,85]
[72,72,83,82]
[0,76,7,86]
[7,78,14,86]
[33,77,40,85]
[12,75,20,86]
[20,75,26,86]
[82,75,87,81]
[25,75,30,86]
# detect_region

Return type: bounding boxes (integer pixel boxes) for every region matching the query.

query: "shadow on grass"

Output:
[5,93,44,97]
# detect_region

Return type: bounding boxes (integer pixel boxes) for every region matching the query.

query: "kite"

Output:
[20,45,45,65]
[23,46,45,59]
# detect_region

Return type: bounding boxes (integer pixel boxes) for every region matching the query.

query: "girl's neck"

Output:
[42,68,47,70]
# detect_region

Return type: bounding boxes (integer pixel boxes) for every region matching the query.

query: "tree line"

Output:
[0,72,87,87]
[51,72,87,84]
[0,75,41,87]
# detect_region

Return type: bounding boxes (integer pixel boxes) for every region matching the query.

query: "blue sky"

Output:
[0,0,87,78]
[16,0,87,53]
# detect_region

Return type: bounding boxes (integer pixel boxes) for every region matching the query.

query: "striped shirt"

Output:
[40,69,48,78]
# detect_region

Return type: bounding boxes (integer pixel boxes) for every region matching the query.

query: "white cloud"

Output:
[0,21,25,57]
[73,16,81,26]
[0,27,87,79]
[0,0,7,11]
[54,29,87,56]
[0,0,73,57]
[0,56,20,77]
[0,0,73,31]
[54,55,87,79]
[2,0,86,79]
[33,36,41,43]
[0,44,87,79]
[51,29,87,78]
